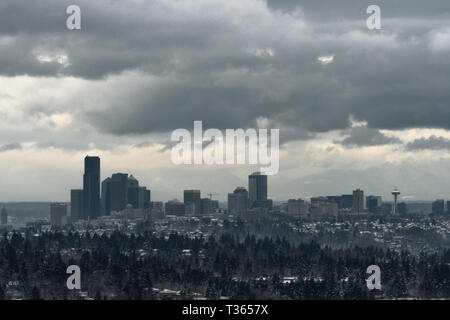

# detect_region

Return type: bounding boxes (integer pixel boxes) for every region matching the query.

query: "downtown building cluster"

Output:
[51,156,153,226]
[50,157,275,226]
[47,156,450,227]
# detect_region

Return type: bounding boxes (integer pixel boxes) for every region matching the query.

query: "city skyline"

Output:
[0,155,448,203]
[56,155,434,222]
[61,155,447,219]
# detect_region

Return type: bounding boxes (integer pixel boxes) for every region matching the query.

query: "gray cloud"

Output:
[405,135,450,151]
[0,143,22,152]
[266,0,450,19]
[1,0,450,141]
[2,0,450,203]
[0,0,448,204]
[339,125,401,147]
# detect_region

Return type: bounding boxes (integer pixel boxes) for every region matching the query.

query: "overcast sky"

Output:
[1,0,450,202]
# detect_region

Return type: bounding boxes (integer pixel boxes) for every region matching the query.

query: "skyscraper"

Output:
[184,190,201,215]
[366,195,382,213]
[248,172,268,208]
[70,189,83,222]
[432,199,445,215]
[102,173,128,215]
[50,203,67,227]
[165,199,186,216]
[1,206,7,225]
[83,156,100,220]
[151,201,164,219]
[352,189,364,213]
[138,186,150,209]
[340,194,353,209]
[200,198,218,214]
[144,189,151,209]
[127,175,140,209]
[228,187,249,214]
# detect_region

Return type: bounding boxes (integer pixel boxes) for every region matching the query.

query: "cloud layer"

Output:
[1,0,450,201]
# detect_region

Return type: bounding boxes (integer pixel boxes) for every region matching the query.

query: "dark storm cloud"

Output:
[0,143,22,152]
[265,0,450,19]
[339,126,401,147]
[405,135,450,151]
[2,0,450,140]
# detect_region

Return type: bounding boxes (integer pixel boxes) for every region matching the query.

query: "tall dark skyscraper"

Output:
[70,189,83,222]
[184,190,201,215]
[340,194,353,209]
[432,199,445,215]
[352,189,364,213]
[102,173,128,215]
[1,206,7,225]
[366,195,382,213]
[228,187,249,214]
[83,156,100,220]
[248,172,267,208]
[127,175,140,209]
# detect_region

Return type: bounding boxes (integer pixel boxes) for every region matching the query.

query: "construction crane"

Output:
[207,193,219,200]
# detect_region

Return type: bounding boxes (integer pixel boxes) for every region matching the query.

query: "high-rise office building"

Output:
[138,186,151,209]
[165,199,186,216]
[432,199,445,215]
[287,199,309,215]
[151,201,164,219]
[70,189,83,222]
[352,189,364,213]
[200,198,219,214]
[340,194,353,209]
[101,178,110,215]
[228,187,249,214]
[326,195,353,210]
[102,173,128,215]
[127,175,140,209]
[144,189,151,209]
[248,172,267,208]
[50,203,67,227]
[1,206,7,225]
[184,190,201,215]
[366,195,382,213]
[83,156,100,220]
[326,196,341,208]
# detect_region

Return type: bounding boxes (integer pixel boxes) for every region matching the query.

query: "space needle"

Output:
[392,188,400,215]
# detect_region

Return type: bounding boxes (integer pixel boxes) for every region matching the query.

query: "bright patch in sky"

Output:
[249,48,275,57]
[317,55,334,65]
[36,54,71,67]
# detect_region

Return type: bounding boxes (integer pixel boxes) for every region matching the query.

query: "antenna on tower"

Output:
[207,193,219,200]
